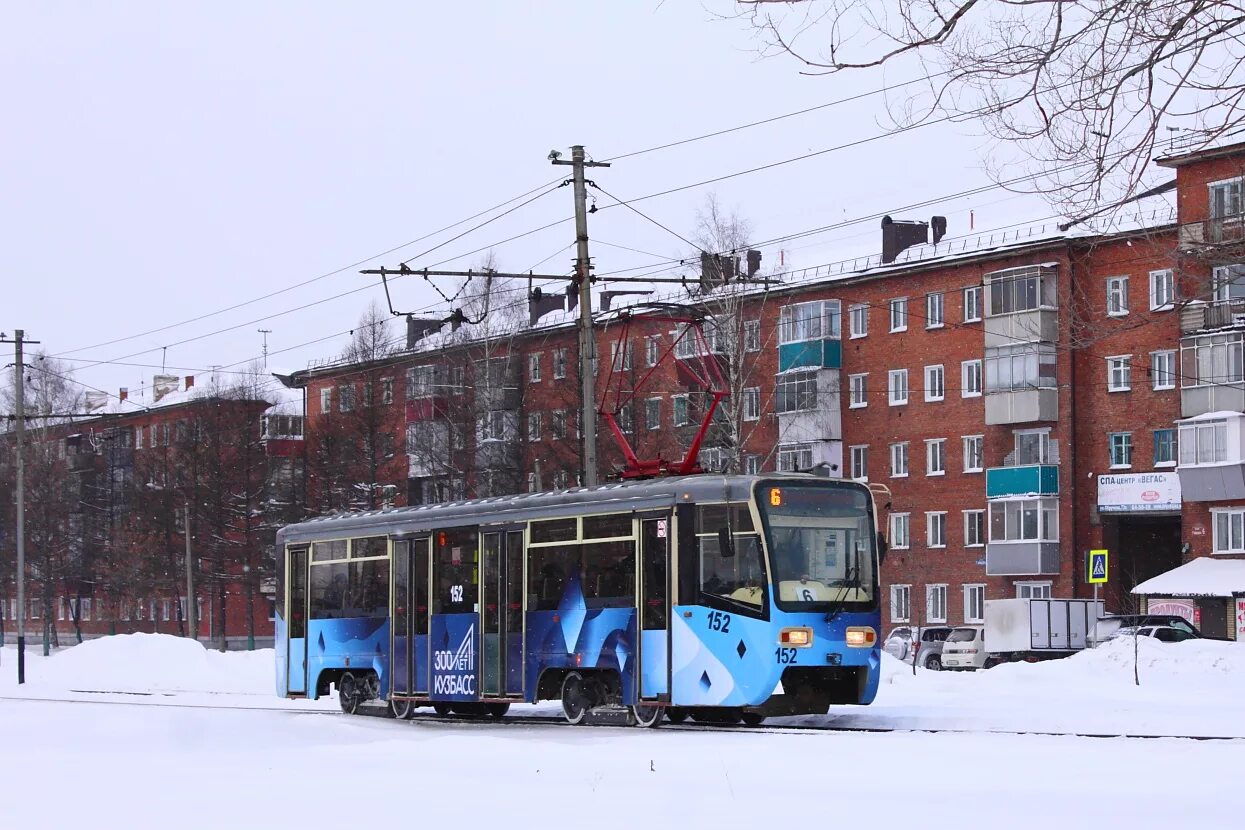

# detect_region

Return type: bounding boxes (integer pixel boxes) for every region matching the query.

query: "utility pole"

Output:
[552,145,610,487]
[258,329,272,368]
[10,330,38,683]
[184,504,196,642]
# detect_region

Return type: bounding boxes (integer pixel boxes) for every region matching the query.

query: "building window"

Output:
[1109,432,1133,468]
[551,409,567,440]
[645,398,661,430]
[849,373,868,408]
[1149,350,1176,391]
[134,426,144,450]
[849,304,868,338]
[850,445,868,481]
[890,442,909,478]
[338,385,356,413]
[644,336,660,367]
[553,348,567,380]
[1106,276,1129,316]
[478,411,510,442]
[610,341,633,372]
[963,584,985,623]
[1153,429,1177,467]
[888,369,909,406]
[320,388,331,413]
[961,359,983,398]
[775,370,818,413]
[527,412,542,442]
[890,585,911,623]
[618,404,634,434]
[926,438,945,476]
[1107,356,1132,392]
[1210,178,1243,220]
[924,364,945,402]
[1181,332,1244,387]
[529,353,542,383]
[926,585,948,623]
[963,286,982,323]
[1014,429,1051,464]
[742,387,760,421]
[779,300,841,343]
[1016,582,1052,599]
[989,498,1058,542]
[889,298,908,332]
[985,343,1057,392]
[777,443,814,473]
[890,513,910,549]
[927,512,947,548]
[1213,509,1245,553]
[744,320,761,352]
[1178,419,1227,465]
[381,378,394,405]
[673,395,689,427]
[964,510,985,547]
[926,292,944,328]
[1150,269,1174,310]
[744,455,761,475]
[1212,264,1245,302]
[962,435,984,473]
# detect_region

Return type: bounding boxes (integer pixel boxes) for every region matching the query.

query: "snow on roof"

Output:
[1176,411,1245,424]
[1132,557,1245,597]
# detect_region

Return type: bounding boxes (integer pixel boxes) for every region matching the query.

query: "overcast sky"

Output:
[2,2,1093,403]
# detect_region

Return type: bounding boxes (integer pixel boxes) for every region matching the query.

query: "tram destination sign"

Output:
[1096,472,1181,513]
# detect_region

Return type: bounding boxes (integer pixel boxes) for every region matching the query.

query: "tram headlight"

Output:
[845,626,876,647]
[780,627,813,647]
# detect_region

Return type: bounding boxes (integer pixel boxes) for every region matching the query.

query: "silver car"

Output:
[882,625,953,670]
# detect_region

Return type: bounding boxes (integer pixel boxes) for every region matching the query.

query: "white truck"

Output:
[983,598,1105,667]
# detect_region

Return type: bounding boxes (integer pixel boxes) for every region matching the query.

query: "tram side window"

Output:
[352,536,387,558]
[582,540,635,608]
[312,540,347,562]
[529,544,579,611]
[435,527,479,614]
[310,562,349,619]
[349,559,390,617]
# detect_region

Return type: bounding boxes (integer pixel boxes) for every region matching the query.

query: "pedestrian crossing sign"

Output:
[1088,549,1109,584]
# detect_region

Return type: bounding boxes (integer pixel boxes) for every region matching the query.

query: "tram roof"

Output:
[277,473,862,544]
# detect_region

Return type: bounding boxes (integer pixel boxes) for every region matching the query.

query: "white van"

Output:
[939,626,987,670]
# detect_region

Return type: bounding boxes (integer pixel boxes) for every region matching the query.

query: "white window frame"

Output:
[925,438,945,477]
[962,435,984,473]
[926,292,945,329]
[645,398,661,430]
[963,584,985,624]
[849,304,868,339]
[963,286,982,323]
[926,512,947,548]
[529,353,542,383]
[320,388,332,413]
[1153,428,1177,468]
[553,348,567,380]
[645,336,660,367]
[744,455,761,475]
[1109,431,1133,469]
[961,359,983,398]
[527,411,542,442]
[1106,276,1130,317]
[134,426,144,450]
[1107,355,1132,392]
[1212,508,1245,554]
[890,585,911,623]
[777,443,814,473]
[988,498,1059,543]
[672,395,690,427]
[888,369,909,406]
[890,442,909,478]
[890,513,910,549]
[1151,350,1176,391]
[1016,581,1052,600]
[849,445,868,481]
[744,320,761,352]
[742,387,760,422]
[1209,177,1243,221]
[926,584,948,624]
[963,510,985,547]
[1149,269,1174,311]
[889,297,908,333]
[924,364,945,402]
[849,373,868,408]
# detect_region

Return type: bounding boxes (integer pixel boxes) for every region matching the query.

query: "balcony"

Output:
[1179,213,1245,249]
[986,464,1059,499]
[984,308,1059,348]
[985,542,1060,576]
[985,388,1059,425]
[1179,299,1245,334]
[778,338,841,372]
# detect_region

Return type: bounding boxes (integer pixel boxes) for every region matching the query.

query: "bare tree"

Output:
[735,1,1245,212]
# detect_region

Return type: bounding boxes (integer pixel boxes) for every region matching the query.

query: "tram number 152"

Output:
[706,611,732,633]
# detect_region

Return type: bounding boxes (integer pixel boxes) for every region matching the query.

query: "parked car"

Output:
[882,625,954,669]
[1090,614,1199,646]
[939,626,988,670]
[1102,624,1200,644]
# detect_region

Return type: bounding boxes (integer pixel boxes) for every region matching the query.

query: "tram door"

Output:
[286,546,309,695]
[481,530,525,697]
[390,537,431,698]
[638,516,671,699]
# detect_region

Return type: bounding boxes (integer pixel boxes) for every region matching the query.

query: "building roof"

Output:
[1131,557,1245,597]
[1155,138,1245,169]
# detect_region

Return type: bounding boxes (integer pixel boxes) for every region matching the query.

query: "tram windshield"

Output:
[758,482,877,612]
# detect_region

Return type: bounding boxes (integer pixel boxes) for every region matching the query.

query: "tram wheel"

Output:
[485,702,511,719]
[432,703,454,717]
[741,711,767,727]
[631,703,663,728]
[338,673,360,715]
[665,707,690,724]
[561,672,591,725]
[389,698,414,720]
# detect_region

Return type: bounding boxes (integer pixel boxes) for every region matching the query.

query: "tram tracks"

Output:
[2,690,1241,742]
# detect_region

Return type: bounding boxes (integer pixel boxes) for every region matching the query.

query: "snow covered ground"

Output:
[0,634,1241,829]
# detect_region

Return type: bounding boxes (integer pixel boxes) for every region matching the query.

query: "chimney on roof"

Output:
[528,283,570,326]
[119,387,128,402]
[746,248,762,277]
[881,215,949,263]
[153,374,179,402]
[185,375,194,390]
[931,216,947,245]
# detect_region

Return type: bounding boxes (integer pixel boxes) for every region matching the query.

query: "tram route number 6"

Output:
[707,611,732,633]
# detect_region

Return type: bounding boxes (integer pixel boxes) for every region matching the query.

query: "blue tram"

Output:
[274,474,884,726]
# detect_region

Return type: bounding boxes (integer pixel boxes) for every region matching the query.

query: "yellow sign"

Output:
[1088,549,1109,584]
[769,488,782,507]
